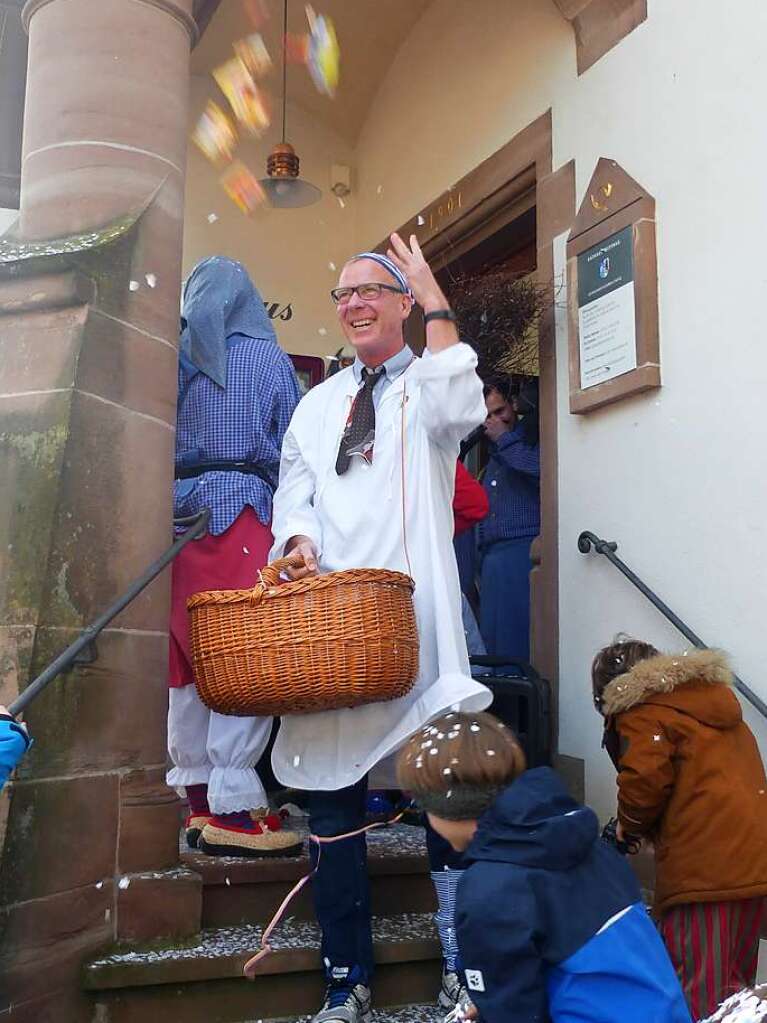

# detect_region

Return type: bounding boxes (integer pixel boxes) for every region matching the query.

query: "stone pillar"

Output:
[0,2,197,1019]
[0,1,27,210]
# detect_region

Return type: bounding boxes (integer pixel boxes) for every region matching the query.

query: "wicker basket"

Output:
[187,556,419,717]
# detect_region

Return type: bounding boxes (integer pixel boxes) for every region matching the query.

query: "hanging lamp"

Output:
[259,0,322,208]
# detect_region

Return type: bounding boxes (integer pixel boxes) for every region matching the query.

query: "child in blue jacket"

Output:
[397,711,691,1023]
[0,706,31,791]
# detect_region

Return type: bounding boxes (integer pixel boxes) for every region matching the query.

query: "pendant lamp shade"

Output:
[259,0,321,208]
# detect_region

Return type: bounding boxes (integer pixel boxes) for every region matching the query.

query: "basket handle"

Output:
[257,551,306,590]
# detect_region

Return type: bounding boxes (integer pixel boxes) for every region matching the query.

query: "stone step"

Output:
[85,913,442,1023]
[243,1008,446,1023]
[181,821,436,928]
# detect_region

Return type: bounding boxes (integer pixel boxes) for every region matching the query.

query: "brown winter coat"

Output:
[601,649,767,915]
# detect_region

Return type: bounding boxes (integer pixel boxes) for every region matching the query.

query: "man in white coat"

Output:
[269,234,491,1023]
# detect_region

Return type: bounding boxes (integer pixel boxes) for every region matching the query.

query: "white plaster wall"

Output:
[350,0,767,818]
[552,0,767,817]
[182,76,357,359]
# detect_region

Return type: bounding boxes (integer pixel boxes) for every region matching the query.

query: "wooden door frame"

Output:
[377,111,576,752]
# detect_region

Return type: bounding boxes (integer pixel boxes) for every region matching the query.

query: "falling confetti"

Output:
[220,161,267,215]
[328,261,336,271]
[417,215,426,226]
[305,5,341,97]
[225,877,232,886]
[118,877,131,890]
[145,273,157,289]
[377,184,384,196]
[213,56,271,136]
[234,33,272,78]
[95,881,104,890]
[207,212,219,224]
[337,196,346,209]
[442,768,452,776]
[243,546,250,554]
[243,0,270,30]
[487,750,496,756]
[191,100,238,165]
[293,754,301,767]
[318,327,328,336]
[129,280,140,292]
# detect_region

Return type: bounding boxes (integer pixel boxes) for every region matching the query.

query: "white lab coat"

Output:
[269,342,492,790]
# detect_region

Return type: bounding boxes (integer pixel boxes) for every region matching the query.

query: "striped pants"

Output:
[660,897,765,1020]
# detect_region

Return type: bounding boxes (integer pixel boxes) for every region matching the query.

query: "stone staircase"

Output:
[82,820,445,1023]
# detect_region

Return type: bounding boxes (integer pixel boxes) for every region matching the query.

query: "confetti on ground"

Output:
[145,273,157,288]
[118,877,131,890]
[220,161,267,215]
[192,100,238,165]
[129,280,140,292]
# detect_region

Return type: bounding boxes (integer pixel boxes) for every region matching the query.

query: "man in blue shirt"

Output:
[478,376,540,660]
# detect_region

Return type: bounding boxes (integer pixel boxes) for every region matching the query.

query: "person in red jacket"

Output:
[453,459,489,536]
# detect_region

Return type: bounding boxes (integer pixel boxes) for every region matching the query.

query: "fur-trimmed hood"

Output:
[601,649,739,727]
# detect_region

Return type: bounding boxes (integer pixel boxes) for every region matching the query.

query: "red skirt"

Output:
[169,507,273,687]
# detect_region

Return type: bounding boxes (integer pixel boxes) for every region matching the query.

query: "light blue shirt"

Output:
[352,345,415,409]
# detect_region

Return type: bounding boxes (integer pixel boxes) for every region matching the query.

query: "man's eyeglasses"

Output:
[330,282,405,305]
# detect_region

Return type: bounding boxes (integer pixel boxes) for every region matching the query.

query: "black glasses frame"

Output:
[330,282,405,305]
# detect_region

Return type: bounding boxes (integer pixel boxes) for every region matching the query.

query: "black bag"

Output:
[469,656,552,768]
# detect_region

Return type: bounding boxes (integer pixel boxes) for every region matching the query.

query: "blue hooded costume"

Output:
[0,715,30,790]
[174,256,301,535]
[456,767,692,1023]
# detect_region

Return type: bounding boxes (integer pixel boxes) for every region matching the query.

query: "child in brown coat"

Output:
[593,640,767,1020]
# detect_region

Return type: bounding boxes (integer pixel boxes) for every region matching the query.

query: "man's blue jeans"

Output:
[307,777,463,984]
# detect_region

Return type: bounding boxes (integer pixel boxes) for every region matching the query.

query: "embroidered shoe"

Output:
[438,968,474,1019]
[185,813,214,849]
[311,979,372,1023]
[198,816,303,858]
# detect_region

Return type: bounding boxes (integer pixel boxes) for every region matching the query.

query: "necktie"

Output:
[336,367,384,474]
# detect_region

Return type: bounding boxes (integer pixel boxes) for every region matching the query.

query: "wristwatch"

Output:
[423,308,457,325]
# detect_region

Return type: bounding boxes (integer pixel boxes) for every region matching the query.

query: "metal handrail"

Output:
[9,509,211,716]
[578,530,767,720]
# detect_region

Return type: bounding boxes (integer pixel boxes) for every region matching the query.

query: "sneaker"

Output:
[185,813,214,849]
[312,974,372,1023]
[198,816,303,858]
[438,968,473,1015]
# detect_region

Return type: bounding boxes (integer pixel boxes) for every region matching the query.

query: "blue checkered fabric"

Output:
[174,335,301,535]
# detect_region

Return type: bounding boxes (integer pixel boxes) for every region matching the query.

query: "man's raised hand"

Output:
[387,232,448,314]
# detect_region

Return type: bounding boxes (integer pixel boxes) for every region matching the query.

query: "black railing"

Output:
[578,530,767,720]
[9,509,211,717]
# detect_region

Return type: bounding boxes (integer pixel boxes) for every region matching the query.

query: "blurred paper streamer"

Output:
[220,161,267,214]
[213,56,271,135]
[234,33,273,78]
[191,101,238,165]
[305,5,340,97]
[243,0,270,29]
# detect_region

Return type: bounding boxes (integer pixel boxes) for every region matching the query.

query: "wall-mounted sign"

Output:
[566,159,660,414]
[577,225,636,389]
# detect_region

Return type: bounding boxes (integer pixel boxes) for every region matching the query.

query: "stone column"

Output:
[0,2,197,1019]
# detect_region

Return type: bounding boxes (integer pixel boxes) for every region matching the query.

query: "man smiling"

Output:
[268,234,492,1022]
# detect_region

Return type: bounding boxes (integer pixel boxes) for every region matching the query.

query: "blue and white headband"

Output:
[351,252,412,298]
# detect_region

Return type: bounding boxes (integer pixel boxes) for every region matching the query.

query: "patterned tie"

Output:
[335,367,384,475]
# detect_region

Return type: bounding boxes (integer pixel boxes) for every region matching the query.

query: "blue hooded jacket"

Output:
[457,767,691,1023]
[0,715,30,791]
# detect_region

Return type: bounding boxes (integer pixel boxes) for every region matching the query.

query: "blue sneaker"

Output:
[312,966,372,1023]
